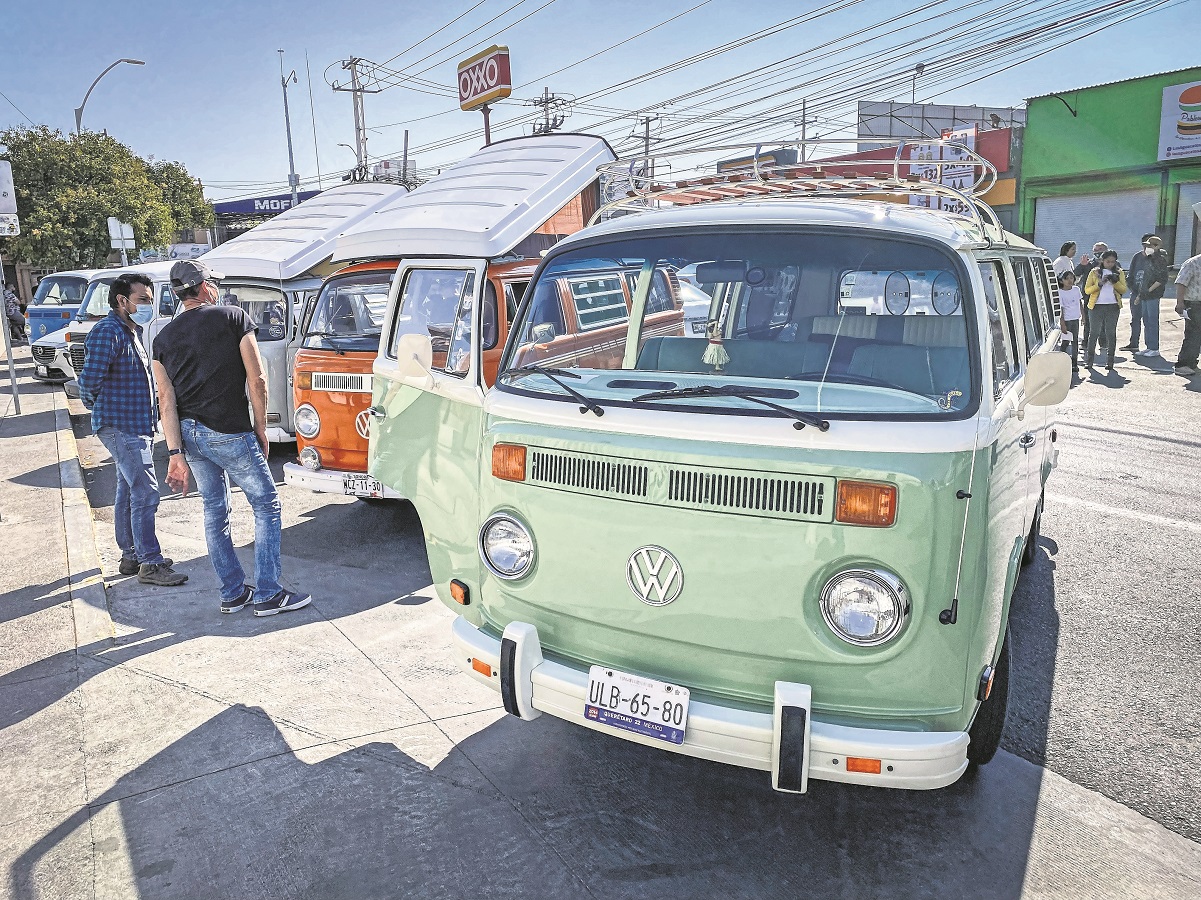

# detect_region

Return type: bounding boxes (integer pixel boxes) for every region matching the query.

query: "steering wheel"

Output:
[786,371,898,389]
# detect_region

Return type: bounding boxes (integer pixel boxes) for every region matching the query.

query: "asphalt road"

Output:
[73,301,1199,847]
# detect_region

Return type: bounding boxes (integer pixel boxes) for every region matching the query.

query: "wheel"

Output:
[1021,494,1043,568]
[967,633,1010,768]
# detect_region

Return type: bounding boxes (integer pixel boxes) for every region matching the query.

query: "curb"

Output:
[55,399,115,649]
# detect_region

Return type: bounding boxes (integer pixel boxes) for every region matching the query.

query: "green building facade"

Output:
[1020,66,1201,268]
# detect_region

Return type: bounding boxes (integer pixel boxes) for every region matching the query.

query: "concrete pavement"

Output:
[2,317,1200,899]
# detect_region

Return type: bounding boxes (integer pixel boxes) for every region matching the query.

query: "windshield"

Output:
[77,277,155,325]
[32,276,87,306]
[303,270,392,349]
[504,230,975,417]
[217,284,289,341]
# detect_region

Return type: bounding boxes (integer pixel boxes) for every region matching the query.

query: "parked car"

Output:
[283,133,614,499]
[25,269,98,341]
[199,182,411,443]
[366,151,1071,794]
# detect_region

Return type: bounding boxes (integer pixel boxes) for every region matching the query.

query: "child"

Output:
[1057,270,1083,373]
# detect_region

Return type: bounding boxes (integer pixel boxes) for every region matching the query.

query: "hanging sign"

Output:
[1159,80,1201,162]
[458,45,512,112]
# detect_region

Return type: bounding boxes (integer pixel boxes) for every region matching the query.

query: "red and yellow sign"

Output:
[458,46,512,112]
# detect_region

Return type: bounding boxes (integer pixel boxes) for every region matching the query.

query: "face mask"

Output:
[1145,246,1155,256]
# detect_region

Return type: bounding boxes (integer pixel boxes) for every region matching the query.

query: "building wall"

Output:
[1019,67,1201,261]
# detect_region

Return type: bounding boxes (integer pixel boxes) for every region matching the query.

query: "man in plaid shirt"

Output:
[78,273,186,586]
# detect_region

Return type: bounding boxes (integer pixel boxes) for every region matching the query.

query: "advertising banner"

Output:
[1159,80,1201,162]
[908,126,977,214]
[458,45,512,111]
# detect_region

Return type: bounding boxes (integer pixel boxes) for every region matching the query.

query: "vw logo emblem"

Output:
[354,409,373,440]
[626,546,684,607]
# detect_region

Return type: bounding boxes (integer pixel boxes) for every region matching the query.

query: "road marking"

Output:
[1047,493,1201,534]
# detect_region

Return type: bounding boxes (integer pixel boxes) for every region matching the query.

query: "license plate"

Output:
[343,474,384,498]
[585,665,690,744]
[36,365,47,376]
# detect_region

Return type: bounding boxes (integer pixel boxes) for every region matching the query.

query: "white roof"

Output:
[559,198,1035,252]
[201,182,410,281]
[87,260,179,283]
[44,269,102,280]
[332,134,615,262]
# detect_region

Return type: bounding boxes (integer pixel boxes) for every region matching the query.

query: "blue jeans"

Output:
[95,428,165,566]
[1138,297,1161,351]
[181,419,282,603]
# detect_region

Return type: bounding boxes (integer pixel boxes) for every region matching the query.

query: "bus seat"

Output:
[847,345,937,395]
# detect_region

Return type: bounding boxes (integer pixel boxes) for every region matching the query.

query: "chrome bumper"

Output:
[451,616,969,792]
[282,462,403,499]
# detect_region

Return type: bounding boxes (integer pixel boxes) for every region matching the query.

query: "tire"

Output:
[967,633,1010,768]
[1021,494,1042,568]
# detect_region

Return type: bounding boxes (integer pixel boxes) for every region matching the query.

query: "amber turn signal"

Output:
[470,658,492,678]
[294,371,312,391]
[449,579,470,605]
[845,756,882,774]
[492,443,527,482]
[835,480,897,527]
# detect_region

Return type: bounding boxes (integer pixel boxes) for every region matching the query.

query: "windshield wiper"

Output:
[633,384,830,431]
[502,365,604,417]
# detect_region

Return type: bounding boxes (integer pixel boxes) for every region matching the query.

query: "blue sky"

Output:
[0,0,1195,201]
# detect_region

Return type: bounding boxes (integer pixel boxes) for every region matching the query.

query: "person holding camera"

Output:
[1121,234,1168,357]
[1083,250,1127,372]
[1075,241,1108,353]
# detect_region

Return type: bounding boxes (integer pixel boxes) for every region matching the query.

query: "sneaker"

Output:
[1118,344,1136,351]
[220,584,255,614]
[120,556,172,576]
[1175,366,1197,376]
[253,589,312,617]
[1141,349,1160,358]
[137,563,188,587]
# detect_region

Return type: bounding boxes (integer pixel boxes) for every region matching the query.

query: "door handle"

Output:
[368,405,386,419]
[1018,432,1036,449]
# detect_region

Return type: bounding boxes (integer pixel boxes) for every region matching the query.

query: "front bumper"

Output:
[451,616,969,792]
[282,461,403,499]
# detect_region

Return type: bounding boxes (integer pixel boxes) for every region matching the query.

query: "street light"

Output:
[75,59,146,134]
[911,63,926,106]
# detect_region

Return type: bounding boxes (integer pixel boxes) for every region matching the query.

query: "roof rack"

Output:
[591,139,1002,237]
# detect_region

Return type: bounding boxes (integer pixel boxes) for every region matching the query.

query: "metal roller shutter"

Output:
[1033,189,1159,265]
[1174,182,1201,264]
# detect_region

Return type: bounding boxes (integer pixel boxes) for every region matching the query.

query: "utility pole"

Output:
[799,98,808,162]
[912,63,925,106]
[332,58,380,181]
[635,115,658,181]
[530,87,566,135]
[278,51,300,207]
[401,129,410,187]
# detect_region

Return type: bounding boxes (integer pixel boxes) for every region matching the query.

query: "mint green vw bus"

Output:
[368,148,1071,793]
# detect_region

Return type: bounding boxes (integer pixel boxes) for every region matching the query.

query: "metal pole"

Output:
[543,87,551,134]
[401,129,410,181]
[800,98,807,162]
[0,249,21,416]
[74,59,145,135]
[349,59,369,180]
[279,51,300,208]
[481,106,491,146]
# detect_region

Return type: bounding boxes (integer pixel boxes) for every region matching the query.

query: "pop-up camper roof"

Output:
[331,134,615,263]
[202,182,410,281]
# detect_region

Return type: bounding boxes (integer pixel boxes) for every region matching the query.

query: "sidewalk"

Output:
[2,341,1200,900]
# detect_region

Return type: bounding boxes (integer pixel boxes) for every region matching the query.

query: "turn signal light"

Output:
[835,480,897,527]
[295,371,312,391]
[470,658,492,678]
[61,311,71,319]
[449,579,470,606]
[845,756,882,774]
[492,443,527,482]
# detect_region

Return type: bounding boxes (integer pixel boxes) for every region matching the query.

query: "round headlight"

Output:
[294,403,320,438]
[479,514,535,579]
[298,446,321,471]
[819,569,907,647]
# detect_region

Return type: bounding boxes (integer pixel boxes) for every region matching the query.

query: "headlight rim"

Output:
[478,512,536,581]
[819,567,909,648]
[294,403,321,439]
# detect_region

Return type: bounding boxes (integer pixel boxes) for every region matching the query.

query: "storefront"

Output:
[1020,67,1201,267]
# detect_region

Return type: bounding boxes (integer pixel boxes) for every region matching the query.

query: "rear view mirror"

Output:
[695,260,747,284]
[532,322,557,343]
[1017,351,1071,418]
[394,332,433,379]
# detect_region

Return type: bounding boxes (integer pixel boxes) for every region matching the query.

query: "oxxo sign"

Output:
[457,45,512,111]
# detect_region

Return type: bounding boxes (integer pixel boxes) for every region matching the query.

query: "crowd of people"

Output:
[1051,236,1199,379]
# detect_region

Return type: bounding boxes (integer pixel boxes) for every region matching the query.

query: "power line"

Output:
[0,89,36,126]
[376,0,493,68]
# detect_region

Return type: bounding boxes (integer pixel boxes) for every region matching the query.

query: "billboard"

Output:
[909,126,977,216]
[1158,80,1201,162]
[212,191,320,217]
[458,45,512,111]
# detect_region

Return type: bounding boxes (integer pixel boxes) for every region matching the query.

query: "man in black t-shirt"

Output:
[152,259,310,618]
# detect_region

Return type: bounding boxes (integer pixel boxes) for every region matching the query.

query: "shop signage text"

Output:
[458,45,512,112]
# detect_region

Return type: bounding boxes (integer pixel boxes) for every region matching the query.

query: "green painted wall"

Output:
[1019,68,1201,235]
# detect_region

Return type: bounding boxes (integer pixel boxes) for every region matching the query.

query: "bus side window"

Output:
[1011,258,1042,357]
[482,281,499,351]
[978,261,1019,396]
[504,280,528,330]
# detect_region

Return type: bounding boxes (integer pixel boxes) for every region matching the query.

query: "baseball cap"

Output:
[170,259,226,295]
[1143,235,1163,248]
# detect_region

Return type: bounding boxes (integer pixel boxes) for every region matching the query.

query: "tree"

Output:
[0,125,212,270]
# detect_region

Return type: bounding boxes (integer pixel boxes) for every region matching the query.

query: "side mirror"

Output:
[394,332,433,380]
[1016,351,1071,419]
[532,322,557,343]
